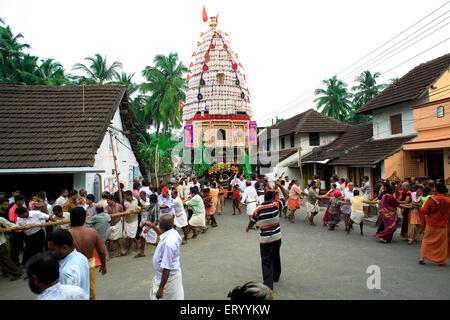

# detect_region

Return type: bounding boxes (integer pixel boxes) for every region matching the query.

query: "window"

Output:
[217,129,226,140]
[309,133,320,146]
[281,137,285,149]
[266,139,271,151]
[290,134,295,147]
[437,106,444,118]
[390,114,402,135]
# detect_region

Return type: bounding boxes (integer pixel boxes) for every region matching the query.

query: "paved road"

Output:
[1,200,449,300]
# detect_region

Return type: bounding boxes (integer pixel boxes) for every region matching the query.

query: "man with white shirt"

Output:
[27,253,88,300]
[149,214,184,300]
[342,182,354,232]
[15,206,56,264]
[190,178,201,191]
[140,180,153,198]
[331,176,341,192]
[235,175,247,192]
[97,192,109,209]
[251,175,258,188]
[54,188,69,209]
[182,179,191,201]
[169,190,189,245]
[158,188,174,216]
[240,181,259,229]
[47,229,90,296]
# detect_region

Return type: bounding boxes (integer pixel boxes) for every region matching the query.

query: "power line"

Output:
[381,37,449,74]
[258,37,450,125]
[339,11,450,82]
[335,1,450,77]
[340,21,450,83]
[255,2,450,123]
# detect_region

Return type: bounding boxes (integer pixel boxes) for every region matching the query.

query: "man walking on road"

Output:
[246,180,289,290]
[149,214,184,300]
[240,181,259,229]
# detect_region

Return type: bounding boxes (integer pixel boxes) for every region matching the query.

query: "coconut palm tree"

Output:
[314,75,352,122]
[72,53,122,85]
[37,58,67,85]
[389,77,399,85]
[352,70,387,110]
[0,24,31,80]
[113,71,139,96]
[5,54,41,84]
[347,70,388,123]
[140,52,188,138]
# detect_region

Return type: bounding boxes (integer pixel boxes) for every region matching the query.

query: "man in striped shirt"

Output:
[246,180,289,290]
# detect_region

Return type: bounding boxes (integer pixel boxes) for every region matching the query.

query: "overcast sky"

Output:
[1,0,449,126]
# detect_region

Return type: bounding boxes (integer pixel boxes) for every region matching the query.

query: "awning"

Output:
[0,167,106,175]
[403,138,450,151]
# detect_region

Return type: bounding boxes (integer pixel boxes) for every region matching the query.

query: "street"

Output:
[0,201,449,300]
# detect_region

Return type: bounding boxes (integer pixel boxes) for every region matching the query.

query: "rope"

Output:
[0,209,144,233]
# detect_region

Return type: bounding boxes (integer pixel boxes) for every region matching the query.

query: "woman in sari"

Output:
[376,186,400,243]
[322,184,337,227]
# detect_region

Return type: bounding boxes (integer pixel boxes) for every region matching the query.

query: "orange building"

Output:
[403,97,450,183]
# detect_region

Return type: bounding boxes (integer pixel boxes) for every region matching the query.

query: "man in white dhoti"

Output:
[169,190,189,245]
[240,181,259,229]
[149,214,184,300]
[184,187,206,239]
[123,191,142,255]
[136,194,159,258]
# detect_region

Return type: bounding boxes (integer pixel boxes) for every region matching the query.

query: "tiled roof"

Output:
[264,108,348,138]
[0,84,146,175]
[256,148,298,167]
[300,122,416,166]
[356,53,450,114]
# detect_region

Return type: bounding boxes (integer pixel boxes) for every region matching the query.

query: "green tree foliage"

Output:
[315,71,388,123]
[140,53,188,137]
[348,70,387,123]
[72,53,122,85]
[314,75,352,122]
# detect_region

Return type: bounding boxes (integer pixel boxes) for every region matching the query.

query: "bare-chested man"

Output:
[69,207,107,300]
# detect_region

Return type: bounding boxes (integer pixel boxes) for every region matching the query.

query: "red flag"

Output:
[225,32,229,37]
[202,6,208,22]
[200,32,204,37]
[186,74,191,81]
[189,62,194,68]
[197,41,201,47]
[179,100,185,109]
[216,13,219,24]
[192,52,196,57]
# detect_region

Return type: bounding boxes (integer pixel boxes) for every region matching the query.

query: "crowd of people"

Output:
[0,171,448,300]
